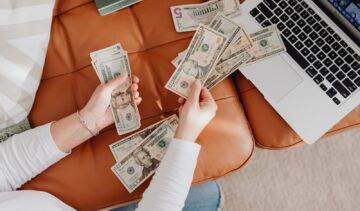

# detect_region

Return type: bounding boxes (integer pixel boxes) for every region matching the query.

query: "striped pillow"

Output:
[0,0,55,130]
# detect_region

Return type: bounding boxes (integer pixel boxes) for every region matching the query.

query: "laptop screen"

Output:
[317,0,360,45]
[329,0,360,32]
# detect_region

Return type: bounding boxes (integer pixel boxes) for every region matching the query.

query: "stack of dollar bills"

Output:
[109,114,179,193]
[170,0,242,32]
[91,44,141,135]
[166,12,287,98]
[94,0,142,16]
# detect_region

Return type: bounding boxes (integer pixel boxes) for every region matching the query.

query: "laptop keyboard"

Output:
[249,0,360,105]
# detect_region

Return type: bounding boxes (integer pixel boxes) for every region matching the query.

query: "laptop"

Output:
[232,0,360,144]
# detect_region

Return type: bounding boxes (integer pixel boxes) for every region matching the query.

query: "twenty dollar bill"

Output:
[165,24,228,98]
[203,13,252,89]
[109,115,178,161]
[246,25,286,64]
[106,54,141,135]
[111,116,179,193]
[90,44,141,135]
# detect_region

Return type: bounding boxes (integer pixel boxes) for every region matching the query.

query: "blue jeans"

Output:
[113,181,221,211]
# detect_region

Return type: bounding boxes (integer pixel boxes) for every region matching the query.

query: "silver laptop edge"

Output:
[233,0,360,144]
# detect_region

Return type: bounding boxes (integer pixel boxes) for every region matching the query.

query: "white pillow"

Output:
[0,0,55,130]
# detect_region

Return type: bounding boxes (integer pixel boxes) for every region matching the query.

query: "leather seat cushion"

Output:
[235,72,360,149]
[20,0,254,210]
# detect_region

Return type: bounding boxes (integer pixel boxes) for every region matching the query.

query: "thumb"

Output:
[200,88,214,103]
[188,80,202,104]
[106,73,128,90]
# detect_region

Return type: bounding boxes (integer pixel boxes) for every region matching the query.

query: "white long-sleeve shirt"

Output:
[0,123,201,211]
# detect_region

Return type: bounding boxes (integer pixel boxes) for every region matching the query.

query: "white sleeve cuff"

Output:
[38,123,70,163]
[136,138,201,211]
[170,138,201,155]
[0,123,70,191]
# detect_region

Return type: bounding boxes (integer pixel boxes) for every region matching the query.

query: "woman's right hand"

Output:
[175,80,218,142]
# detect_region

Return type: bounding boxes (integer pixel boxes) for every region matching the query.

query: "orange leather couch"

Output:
[21,0,254,210]
[20,0,359,210]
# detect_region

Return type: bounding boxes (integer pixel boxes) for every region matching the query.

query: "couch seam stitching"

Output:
[41,36,193,82]
[129,6,146,50]
[238,86,256,94]
[57,16,79,110]
[231,74,257,144]
[53,2,92,17]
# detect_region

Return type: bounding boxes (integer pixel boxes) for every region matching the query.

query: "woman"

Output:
[0,73,221,211]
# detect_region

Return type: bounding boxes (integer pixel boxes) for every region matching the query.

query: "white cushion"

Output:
[0,0,55,129]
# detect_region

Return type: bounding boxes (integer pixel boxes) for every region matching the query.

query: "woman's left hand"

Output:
[80,74,142,131]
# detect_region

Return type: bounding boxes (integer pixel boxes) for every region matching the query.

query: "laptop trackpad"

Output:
[245,56,303,102]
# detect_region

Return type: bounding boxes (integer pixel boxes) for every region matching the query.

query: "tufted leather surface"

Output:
[20,0,254,210]
[234,71,360,149]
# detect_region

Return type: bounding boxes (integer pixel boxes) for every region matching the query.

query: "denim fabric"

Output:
[113,181,221,211]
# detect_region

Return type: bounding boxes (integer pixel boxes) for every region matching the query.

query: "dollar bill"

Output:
[204,26,286,89]
[90,43,123,61]
[91,43,124,83]
[91,45,142,135]
[0,118,31,143]
[171,51,186,68]
[216,28,252,65]
[173,13,248,69]
[221,0,242,17]
[202,14,254,89]
[165,24,228,98]
[170,0,241,32]
[95,53,129,83]
[174,13,243,67]
[205,51,252,89]
[109,114,178,161]
[209,13,243,52]
[111,117,179,193]
[99,53,141,135]
[246,25,286,64]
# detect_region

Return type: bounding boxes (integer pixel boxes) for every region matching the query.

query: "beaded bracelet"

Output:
[76,111,99,136]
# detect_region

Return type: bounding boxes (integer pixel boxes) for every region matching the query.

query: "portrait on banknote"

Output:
[205,63,230,84]
[111,116,178,193]
[165,24,228,98]
[111,84,138,130]
[132,147,160,181]
[182,59,207,79]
